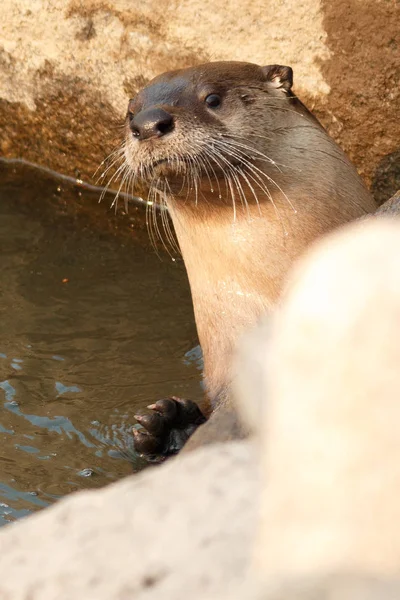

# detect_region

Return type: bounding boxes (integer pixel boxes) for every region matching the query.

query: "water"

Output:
[0,162,203,526]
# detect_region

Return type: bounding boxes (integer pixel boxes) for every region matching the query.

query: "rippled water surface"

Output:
[0,162,202,525]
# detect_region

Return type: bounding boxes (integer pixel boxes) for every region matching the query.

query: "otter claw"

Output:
[132,428,165,458]
[133,397,206,459]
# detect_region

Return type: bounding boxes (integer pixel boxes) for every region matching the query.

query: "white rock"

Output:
[0,441,258,599]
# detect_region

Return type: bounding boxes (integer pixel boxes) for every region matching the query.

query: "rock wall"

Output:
[0,0,398,198]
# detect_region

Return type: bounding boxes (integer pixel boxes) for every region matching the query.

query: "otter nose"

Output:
[130,107,175,140]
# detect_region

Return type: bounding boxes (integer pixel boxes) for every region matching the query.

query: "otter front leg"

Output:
[132,397,207,461]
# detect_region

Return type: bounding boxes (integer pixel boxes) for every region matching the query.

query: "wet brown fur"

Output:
[123,61,377,447]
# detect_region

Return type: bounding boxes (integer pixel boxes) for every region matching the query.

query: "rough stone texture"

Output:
[317,0,399,191]
[0,0,398,198]
[0,441,258,599]
[371,151,400,206]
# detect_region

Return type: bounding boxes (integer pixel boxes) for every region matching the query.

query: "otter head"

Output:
[124,61,296,205]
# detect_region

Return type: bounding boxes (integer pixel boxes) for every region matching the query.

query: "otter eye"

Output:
[205,94,221,109]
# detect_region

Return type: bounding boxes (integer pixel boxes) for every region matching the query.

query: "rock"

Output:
[371,152,400,207]
[0,441,258,599]
[251,575,400,600]
[0,0,398,194]
[375,189,400,216]
[253,218,400,583]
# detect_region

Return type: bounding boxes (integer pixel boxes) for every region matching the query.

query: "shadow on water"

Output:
[0,161,203,526]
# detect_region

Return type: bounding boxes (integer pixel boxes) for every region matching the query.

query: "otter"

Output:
[123,61,377,458]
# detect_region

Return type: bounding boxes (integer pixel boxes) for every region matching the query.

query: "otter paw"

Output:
[133,397,206,460]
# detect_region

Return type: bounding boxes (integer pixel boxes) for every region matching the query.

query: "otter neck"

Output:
[163,120,376,406]
[167,198,298,406]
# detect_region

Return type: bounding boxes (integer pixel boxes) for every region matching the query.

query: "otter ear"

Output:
[261,65,293,91]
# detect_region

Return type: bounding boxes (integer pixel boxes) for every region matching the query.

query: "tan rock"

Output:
[0,0,398,193]
[254,218,400,581]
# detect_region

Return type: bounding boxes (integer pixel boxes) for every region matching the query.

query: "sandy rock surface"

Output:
[0,0,398,196]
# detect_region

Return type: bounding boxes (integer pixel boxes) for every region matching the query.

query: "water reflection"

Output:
[0,164,202,525]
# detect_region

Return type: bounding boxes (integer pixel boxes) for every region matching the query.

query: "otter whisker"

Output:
[190,156,200,208]
[145,177,160,256]
[207,146,240,219]
[181,138,222,201]
[198,152,223,200]
[162,204,180,256]
[222,153,284,227]
[111,158,138,209]
[139,166,181,257]
[203,146,233,206]
[219,135,276,164]
[211,141,289,234]
[95,152,126,187]
[226,172,238,221]
[160,177,182,255]
[193,150,215,196]
[235,167,263,216]
[224,162,250,215]
[93,143,125,180]
[99,160,129,205]
[216,136,293,193]
[99,162,127,200]
[191,152,215,207]
[111,167,131,213]
[242,168,289,237]
[151,183,166,255]
[207,146,250,216]
[124,170,137,212]
[221,135,293,173]
[213,139,297,215]
[217,136,286,174]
